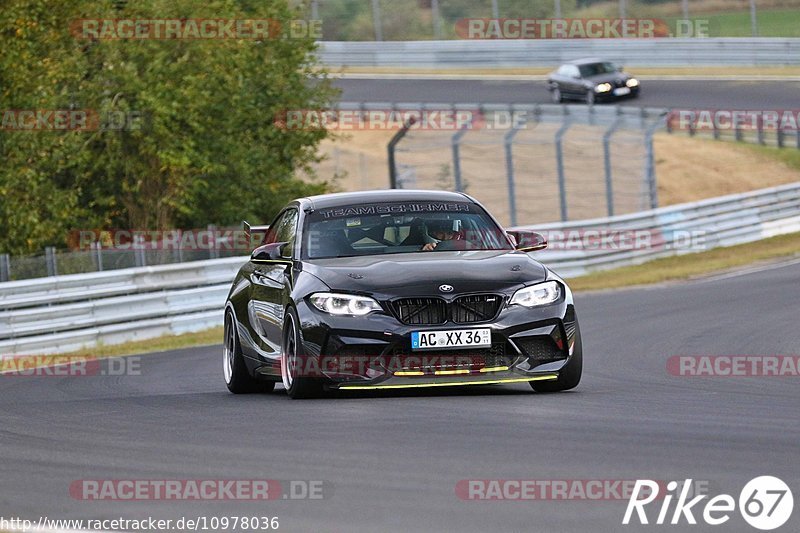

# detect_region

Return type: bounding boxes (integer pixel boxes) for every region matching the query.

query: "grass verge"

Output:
[568,231,800,292]
[55,327,223,359]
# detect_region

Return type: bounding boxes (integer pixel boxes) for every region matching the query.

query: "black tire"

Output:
[531,325,583,393]
[224,310,275,394]
[551,86,563,103]
[282,307,324,399]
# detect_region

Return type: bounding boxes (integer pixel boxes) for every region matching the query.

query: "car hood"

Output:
[303,250,548,298]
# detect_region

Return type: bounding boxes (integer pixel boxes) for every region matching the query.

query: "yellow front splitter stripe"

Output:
[338,374,558,390]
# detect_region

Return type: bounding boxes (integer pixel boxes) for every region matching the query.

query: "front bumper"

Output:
[294,297,579,390]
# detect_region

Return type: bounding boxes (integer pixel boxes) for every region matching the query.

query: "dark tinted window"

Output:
[578,62,617,77]
[303,201,512,259]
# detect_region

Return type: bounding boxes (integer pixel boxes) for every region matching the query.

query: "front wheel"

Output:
[530,325,583,393]
[224,310,275,394]
[282,308,324,399]
[551,86,563,103]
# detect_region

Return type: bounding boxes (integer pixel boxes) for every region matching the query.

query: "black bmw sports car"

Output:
[223,190,582,398]
[547,58,640,105]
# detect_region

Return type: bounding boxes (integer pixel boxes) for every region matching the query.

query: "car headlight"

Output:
[595,83,612,93]
[626,78,639,88]
[510,281,561,307]
[309,293,382,316]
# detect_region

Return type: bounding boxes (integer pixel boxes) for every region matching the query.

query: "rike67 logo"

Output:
[623,476,794,530]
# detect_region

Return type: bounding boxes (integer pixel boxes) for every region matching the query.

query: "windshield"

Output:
[578,62,618,77]
[303,201,513,259]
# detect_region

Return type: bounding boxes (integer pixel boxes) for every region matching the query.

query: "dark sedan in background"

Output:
[548,58,640,104]
[223,190,582,399]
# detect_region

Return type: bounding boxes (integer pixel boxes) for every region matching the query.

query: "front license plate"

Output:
[411,328,491,350]
[613,87,631,96]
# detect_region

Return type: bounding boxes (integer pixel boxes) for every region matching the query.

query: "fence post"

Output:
[208,224,218,259]
[503,122,525,227]
[431,0,441,39]
[734,112,743,142]
[45,246,58,277]
[603,107,624,217]
[451,118,472,192]
[388,117,415,188]
[94,241,104,272]
[554,107,572,222]
[134,234,146,267]
[750,0,758,37]
[0,253,10,282]
[371,0,383,41]
[644,114,668,210]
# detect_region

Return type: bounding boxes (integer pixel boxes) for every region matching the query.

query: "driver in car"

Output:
[421,220,460,251]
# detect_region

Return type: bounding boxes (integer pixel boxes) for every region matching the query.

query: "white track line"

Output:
[694,256,800,283]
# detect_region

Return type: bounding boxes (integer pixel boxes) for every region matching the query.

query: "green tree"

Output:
[0,0,337,255]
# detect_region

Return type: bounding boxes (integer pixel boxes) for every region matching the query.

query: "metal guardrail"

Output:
[0,257,246,355]
[520,182,800,278]
[1,183,799,355]
[318,38,800,68]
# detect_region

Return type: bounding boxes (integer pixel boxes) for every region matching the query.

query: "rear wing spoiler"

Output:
[243,221,270,247]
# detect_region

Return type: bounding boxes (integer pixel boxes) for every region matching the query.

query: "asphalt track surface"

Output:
[335,78,800,109]
[1,261,799,532]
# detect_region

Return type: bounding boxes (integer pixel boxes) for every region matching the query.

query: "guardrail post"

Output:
[757,114,765,145]
[45,246,58,277]
[451,116,472,192]
[554,107,572,222]
[0,253,10,282]
[603,107,624,217]
[777,127,785,148]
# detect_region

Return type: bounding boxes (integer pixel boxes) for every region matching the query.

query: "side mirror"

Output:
[507,230,547,252]
[251,242,289,262]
